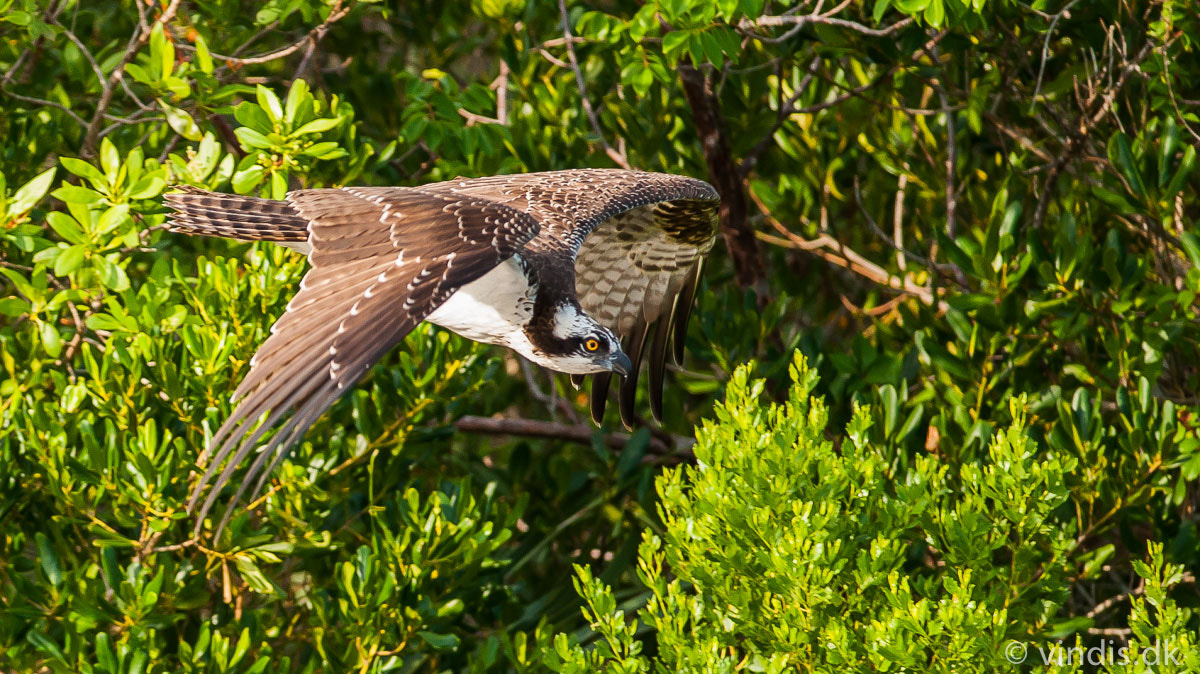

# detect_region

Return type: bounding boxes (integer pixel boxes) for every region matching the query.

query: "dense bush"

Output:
[545,356,1198,671]
[1,0,1198,672]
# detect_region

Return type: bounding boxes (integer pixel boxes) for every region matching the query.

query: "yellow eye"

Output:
[585,339,600,351]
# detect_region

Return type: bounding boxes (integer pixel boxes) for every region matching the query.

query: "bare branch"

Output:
[748,186,947,310]
[82,0,184,157]
[1031,39,1154,230]
[455,415,694,462]
[193,3,352,67]
[740,14,913,41]
[1030,0,1082,112]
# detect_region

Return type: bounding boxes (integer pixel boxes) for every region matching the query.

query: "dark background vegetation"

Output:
[1,0,1199,670]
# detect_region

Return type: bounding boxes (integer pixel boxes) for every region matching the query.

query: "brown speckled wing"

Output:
[573,195,718,427]
[168,186,539,534]
[430,170,719,427]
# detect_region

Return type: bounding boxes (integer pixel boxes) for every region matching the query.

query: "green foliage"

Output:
[541,357,1197,672]
[2,0,1199,671]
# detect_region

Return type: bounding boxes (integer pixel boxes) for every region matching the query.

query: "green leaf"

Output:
[3,10,31,25]
[61,158,108,190]
[124,62,154,85]
[873,0,892,23]
[0,297,28,317]
[93,256,130,291]
[662,31,689,58]
[285,78,310,124]
[100,137,121,180]
[418,631,461,651]
[151,21,174,78]
[291,116,342,137]
[270,170,287,199]
[26,630,68,665]
[234,556,280,595]
[232,165,265,193]
[924,0,944,27]
[96,204,130,235]
[234,127,273,150]
[160,100,203,141]
[40,320,62,357]
[1179,232,1200,269]
[95,633,118,673]
[1164,145,1195,198]
[54,244,86,276]
[193,33,214,74]
[10,167,57,214]
[127,175,165,200]
[52,185,103,204]
[35,532,62,586]
[1108,133,1146,199]
[1158,117,1179,188]
[256,84,284,124]
[234,101,274,133]
[46,212,86,244]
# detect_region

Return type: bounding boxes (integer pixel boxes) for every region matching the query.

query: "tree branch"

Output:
[740,14,913,41]
[748,186,947,310]
[1030,39,1153,230]
[190,2,352,67]
[82,0,184,157]
[455,416,694,463]
[679,61,766,291]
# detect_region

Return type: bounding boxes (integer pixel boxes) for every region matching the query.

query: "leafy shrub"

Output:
[542,356,1199,673]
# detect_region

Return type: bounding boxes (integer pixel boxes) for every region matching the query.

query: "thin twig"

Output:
[740,55,821,177]
[1030,0,1081,112]
[1030,39,1154,230]
[1,89,87,126]
[853,178,964,281]
[557,0,631,169]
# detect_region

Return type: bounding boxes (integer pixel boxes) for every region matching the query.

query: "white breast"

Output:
[424,256,536,349]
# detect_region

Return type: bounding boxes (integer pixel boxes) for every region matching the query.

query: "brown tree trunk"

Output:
[679,61,766,292]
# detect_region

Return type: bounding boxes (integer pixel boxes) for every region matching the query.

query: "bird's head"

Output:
[525,302,631,376]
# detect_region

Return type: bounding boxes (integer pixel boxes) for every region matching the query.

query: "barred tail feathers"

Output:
[163,186,309,243]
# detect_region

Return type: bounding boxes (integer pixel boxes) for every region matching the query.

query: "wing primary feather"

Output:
[619,319,653,429]
[213,391,332,535]
[191,404,294,534]
[570,374,586,390]
[671,260,705,366]
[648,309,674,423]
[590,371,613,425]
[189,359,329,533]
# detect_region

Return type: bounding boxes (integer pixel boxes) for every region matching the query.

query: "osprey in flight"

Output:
[165,169,719,532]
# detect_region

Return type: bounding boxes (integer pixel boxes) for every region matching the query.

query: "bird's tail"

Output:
[163,185,309,243]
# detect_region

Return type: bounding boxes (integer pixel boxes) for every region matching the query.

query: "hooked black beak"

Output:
[610,351,633,377]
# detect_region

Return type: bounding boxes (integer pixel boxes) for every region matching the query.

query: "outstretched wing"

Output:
[167,186,539,534]
[424,170,719,427]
